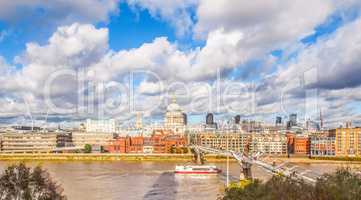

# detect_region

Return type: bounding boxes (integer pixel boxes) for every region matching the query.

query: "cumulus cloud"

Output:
[0,0,119,26]
[87,27,252,83]
[138,81,164,95]
[195,0,334,57]
[1,1,361,127]
[196,0,333,36]
[0,22,256,125]
[279,18,361,90]
[248,17,361,126]
[126,0,197,36]
[14,23,108,96]
[0,24,111,125]
[17,23,108,67]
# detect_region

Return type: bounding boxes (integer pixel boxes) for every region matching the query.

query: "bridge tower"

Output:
[240,161,252,180]
[239,136,253,180]
[193,148,204,165]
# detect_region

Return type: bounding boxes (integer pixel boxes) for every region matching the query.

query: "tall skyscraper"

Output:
[234,115,241,124]
[206,113,214,125]
[183,113,188,125]
[276,116,282,126]
[290,114,297,126]
[287,114,297,129]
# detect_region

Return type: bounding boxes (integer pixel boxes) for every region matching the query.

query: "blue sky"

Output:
[0,0,361,127]
[0,2,201,63]
[0,2,340,72]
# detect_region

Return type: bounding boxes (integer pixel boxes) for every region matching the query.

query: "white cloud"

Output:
[138,81,164,95]
[87,28,251,83]
[12,23,108,97]
[277,17,361,90]
[0,0,119,26]
[0,24,110,124]
[17,23,108,67]
[249,17,361,127]
[195,0,334,48]
[126,0,197,36]
[122,0,337,83]
[1,0,361,127]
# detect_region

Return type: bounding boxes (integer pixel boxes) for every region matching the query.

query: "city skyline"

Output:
[1,2,361,200]
[0,1,361,128]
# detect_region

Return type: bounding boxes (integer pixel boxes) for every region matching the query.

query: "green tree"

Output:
[0,163,66,200]
[222,168,361,200]
[176,147,182,154]
[314,168,361,200]
[84,144,92,153]
[170,146,176,154]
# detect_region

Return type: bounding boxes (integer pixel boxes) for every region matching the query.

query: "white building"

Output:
[72,132,115,149]
[143,146,154,154]
[86,119,116,133]
[250,134,288,155]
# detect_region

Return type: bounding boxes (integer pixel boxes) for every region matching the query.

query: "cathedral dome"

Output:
[164,96,186,133]
[166,96,182,112]
[167,103,182,112]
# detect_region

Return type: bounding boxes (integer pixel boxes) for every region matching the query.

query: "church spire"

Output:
[171,93,177,104]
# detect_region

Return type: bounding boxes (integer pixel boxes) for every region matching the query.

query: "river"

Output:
[0,161,360,200]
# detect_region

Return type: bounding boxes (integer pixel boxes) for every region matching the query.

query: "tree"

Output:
[170,146,176,154]
[222,168,361,200]
[84,144,92,153]
[314,168,361,200]
[0,163,66,200]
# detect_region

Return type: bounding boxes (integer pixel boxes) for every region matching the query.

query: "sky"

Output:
[0,0,361,128]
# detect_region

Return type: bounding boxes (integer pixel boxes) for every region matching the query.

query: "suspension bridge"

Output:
[190,145,320,184]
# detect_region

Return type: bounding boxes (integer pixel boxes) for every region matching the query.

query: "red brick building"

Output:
[294,136,310,155]
[286,133,295,154]
[105,136,144,153]
[105,130,186,154]
[106,137,127,153]
[150,130,186,153]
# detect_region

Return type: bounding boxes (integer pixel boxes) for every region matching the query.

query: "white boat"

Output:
[175,165,222,174]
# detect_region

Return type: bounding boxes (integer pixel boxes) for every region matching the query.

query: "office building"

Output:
[276,116,282,126]
[183,113,188,125]
[250,134,288,155]
[195,132,252,152]
[331,127,361,157]
[86,119,116,133]
[206,113,214,125]
[204,113,217,130]
[293,135,310,155]
[105,130,186,154]
[234,115,241,124]
[287,114,297,129]
[1,132,71,153]
[310,136,335,156]
[290,114,297,125]
[72,132,115,149]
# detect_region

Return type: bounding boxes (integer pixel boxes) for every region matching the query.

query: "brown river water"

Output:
[0,161,360,200]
